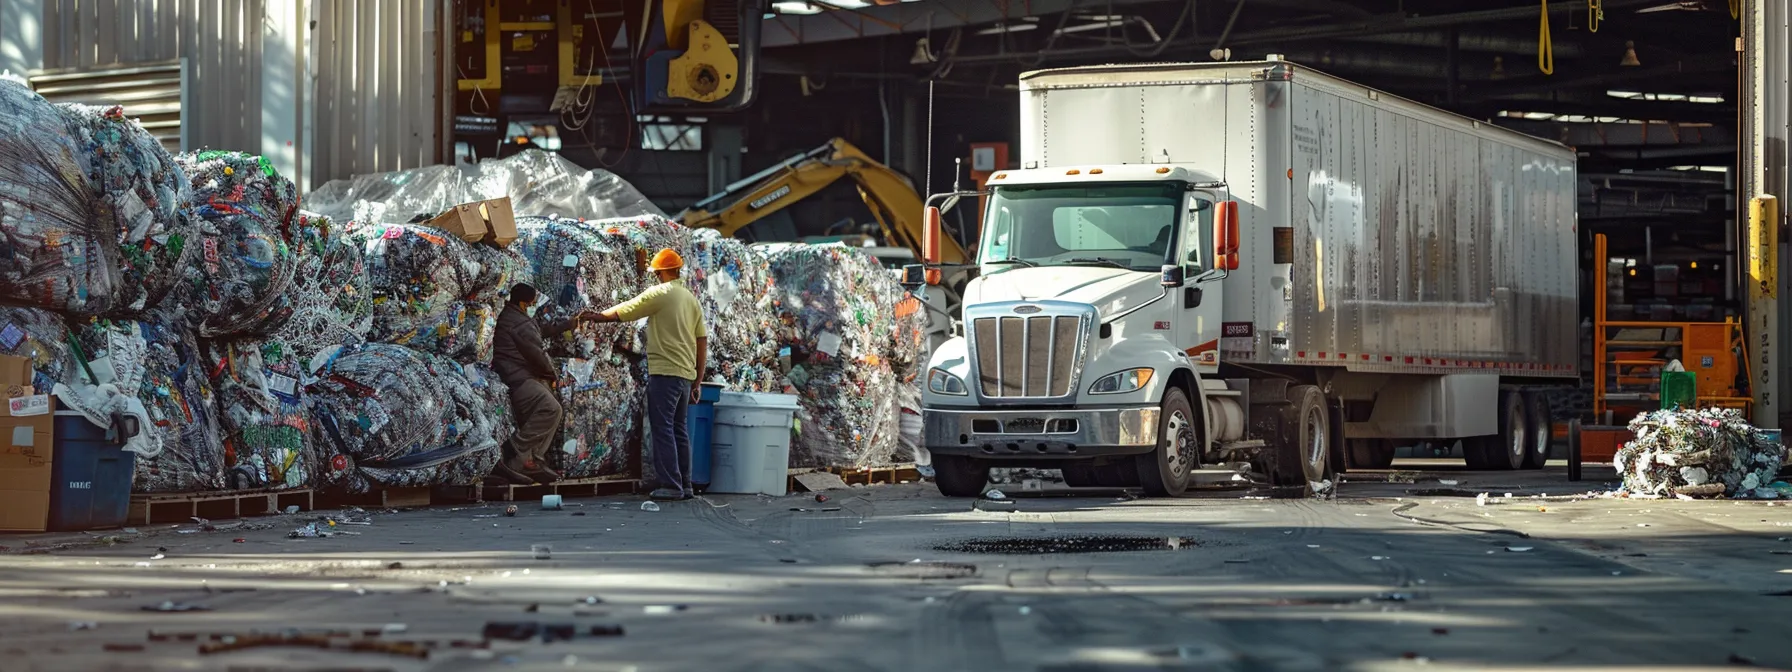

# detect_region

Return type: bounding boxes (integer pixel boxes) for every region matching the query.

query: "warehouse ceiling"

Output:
[758,0,1741,245]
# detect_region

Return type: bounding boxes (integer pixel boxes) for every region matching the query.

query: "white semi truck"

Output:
[912,58,1580,497]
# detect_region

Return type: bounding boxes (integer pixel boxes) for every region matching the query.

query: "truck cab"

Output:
[921,165,1255,497]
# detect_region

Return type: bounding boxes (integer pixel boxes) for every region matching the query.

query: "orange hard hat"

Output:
[648,248,684,271]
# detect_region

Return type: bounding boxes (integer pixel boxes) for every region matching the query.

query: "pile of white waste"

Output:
[1615,408,1786,498]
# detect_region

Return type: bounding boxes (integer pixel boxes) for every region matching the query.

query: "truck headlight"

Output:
[1089,368,1154,395]
[928,369,968,396]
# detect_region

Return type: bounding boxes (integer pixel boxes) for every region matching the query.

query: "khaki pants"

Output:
[507,379,563,471]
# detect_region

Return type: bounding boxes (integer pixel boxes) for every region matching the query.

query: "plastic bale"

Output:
[348,221,523,363]
[0,307,74,392]
[687,229,781,392]
[262,212,373,362]
[305,344,510,494]
[69,315,226,493]
[303,149,665,227]
[171,151,300,337]
[201,338,316,491]
[0,80,124,315]
[58,103,196,314]
[1615,407,1787,498]
[554,355,641,478]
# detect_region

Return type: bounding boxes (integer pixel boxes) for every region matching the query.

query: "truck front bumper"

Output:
[924,405,1160,459]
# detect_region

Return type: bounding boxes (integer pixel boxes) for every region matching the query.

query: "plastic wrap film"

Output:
[262,213,373,362]
[1615,408,1787,498]
[170,151,300,337]
[766,245,923,468]
[305,343,510,494]
[70,315,225,493]
[59,103,195,314]
[0,80,123,314]
[303,149,664,226]
[347,222,525,363]
[0,307,74,392]
[688,229,780,392]
[202,338,316,491]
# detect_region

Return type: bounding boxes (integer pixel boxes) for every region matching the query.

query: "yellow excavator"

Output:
[677,137,969,264]
[676,137,971,346]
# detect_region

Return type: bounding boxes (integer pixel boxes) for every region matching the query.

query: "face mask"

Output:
[524,302,539,317]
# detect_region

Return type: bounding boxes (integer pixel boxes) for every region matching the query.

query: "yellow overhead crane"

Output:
[677,137,969,265]
[456,0,762,112]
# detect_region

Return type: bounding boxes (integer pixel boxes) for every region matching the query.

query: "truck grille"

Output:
[972,315,1081,398]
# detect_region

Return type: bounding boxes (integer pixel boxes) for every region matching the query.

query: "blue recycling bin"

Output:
[689,383,725,490]
[48,411,137,532]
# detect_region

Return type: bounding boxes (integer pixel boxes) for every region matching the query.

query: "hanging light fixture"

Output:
[1620,40,1641,66]
[910,37,937,65]
[1491,55,1507,80]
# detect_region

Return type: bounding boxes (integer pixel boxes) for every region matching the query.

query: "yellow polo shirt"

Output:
[612,278,705,380]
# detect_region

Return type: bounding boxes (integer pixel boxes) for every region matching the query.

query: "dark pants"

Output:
[646,374,691,495]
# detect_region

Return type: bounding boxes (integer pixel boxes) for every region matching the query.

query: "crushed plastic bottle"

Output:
[641,501,660,512]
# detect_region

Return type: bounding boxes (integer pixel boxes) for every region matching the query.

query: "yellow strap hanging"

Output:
[1538,0,1555,75]
[1588,0,1602,33]
[1729,0,1740,20]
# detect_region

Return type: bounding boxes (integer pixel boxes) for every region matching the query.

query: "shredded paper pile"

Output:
[1615,408,1787,498]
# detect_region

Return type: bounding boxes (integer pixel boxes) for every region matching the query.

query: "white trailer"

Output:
[916,58,1579,497]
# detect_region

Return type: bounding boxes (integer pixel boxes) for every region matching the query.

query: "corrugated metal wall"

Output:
[0,0,445,187]
[309,0,444,184]
[39,0,265,154]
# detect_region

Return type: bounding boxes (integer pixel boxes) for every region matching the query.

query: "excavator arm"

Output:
[676,138,969,264]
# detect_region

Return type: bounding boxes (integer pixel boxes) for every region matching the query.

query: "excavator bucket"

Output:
[632,0,766,113]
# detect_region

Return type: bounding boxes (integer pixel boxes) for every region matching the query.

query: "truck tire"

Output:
[933,455,988,497]
[1522,393,1554,470]
[1272,385,1332,495]
[1136,387,1195,497]
[1345,439,1397,471]
[1463,392,1526,470]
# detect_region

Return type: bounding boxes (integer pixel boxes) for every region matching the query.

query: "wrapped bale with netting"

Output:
[203,338,317,491]
[688,229,780,392]
[260,212,373,362]
[305,343,509,494]
[304,149,664,226]
[170,151,300,337]
[1616,407,1787,498]
[347,222,528,363]
[0,80,125,315]
[68,315,225,493]
[59,103,195,314]
[0,307,75,392]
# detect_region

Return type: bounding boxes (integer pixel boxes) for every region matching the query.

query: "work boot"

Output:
[649,487,689,501]
[490,460,535,486]
[520,460,561,484]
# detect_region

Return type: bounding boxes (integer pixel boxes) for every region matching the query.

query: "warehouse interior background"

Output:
[0,0,1784,417]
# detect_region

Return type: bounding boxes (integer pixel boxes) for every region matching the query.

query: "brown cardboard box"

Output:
[0,354,53,532]
[424,197,518,248]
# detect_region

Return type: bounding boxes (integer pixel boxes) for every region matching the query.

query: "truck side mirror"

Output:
[922,206,943,264]
[1214,201,1240,271]
[901,263,940,288]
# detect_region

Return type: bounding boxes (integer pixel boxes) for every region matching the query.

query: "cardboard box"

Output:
[424,197,518,248]
[0,354,53,532]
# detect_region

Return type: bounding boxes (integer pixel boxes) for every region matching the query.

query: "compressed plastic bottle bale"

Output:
[58,103,195,314]
[0,307,74,392]
[202,338,316,491]
[508,216,642,360]
[687,229,781,392]
[347,221,521,362]
[303,149,664,227]
[70,315,226,493]
[171,151,301,337]
[1615,407,1787,498]
[368,300,497,364]
[554,355,641,478]
[0,80,124,315]
[305,344,510,494]
[261,213,373,362]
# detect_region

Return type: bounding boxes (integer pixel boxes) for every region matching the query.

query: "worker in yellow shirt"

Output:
[594,248,708,501]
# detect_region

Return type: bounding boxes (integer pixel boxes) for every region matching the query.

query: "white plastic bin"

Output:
[708,391,800,496]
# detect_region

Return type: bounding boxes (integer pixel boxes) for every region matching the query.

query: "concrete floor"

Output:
[3,462,1790,671]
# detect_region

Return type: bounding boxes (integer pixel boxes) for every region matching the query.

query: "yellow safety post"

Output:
[1747,195,1779,425]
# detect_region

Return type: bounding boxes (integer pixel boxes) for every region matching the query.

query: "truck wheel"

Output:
[1061,463,1097,488]
[1345,439,1397,471]
[933,455,988,497]
[1493,391,1527,470]
[1136,387,1195,497]
[1566,418,1583,482]
[1522,393,1554,470]
[1273,385,1332,495]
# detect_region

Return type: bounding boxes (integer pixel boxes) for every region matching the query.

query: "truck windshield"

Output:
[980,182,1182,272]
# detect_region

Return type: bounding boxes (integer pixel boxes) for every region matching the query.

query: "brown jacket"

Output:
[491,304,574,388]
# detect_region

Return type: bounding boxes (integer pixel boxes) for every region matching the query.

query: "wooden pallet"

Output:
[129,488,314,525]
[434,475,640,503]
[315,486,433,510]
[827,464,920,486]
